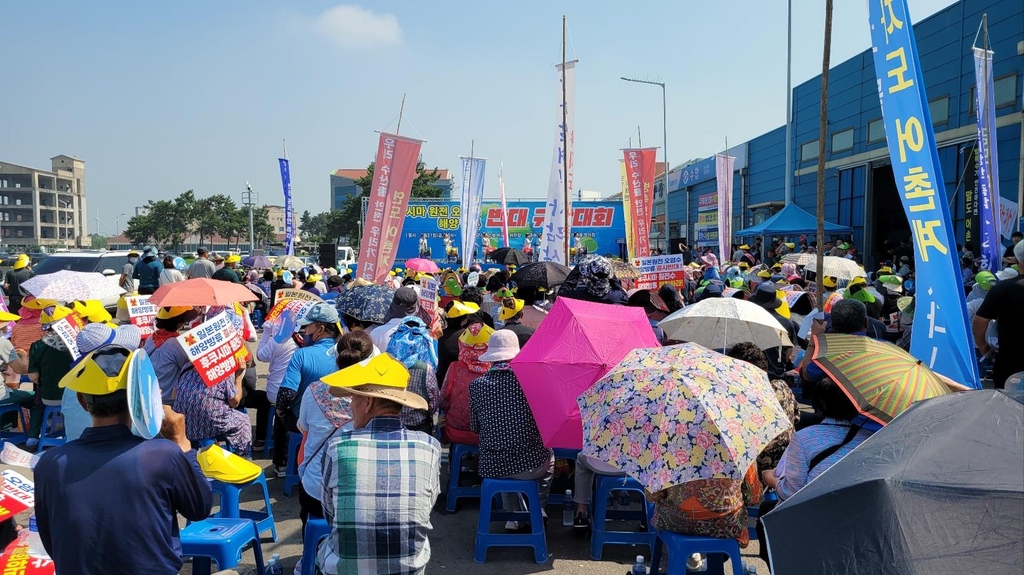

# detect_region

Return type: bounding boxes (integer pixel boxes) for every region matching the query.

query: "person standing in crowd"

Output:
[34,346,212,574]
[159,255,185,286]
[3,254,34,314]
[974,240,1024,389]
[317,353,441,575]
[133,246,163,295]
[119,249,139,294]
[212,254,242,283]
[470,330,554,529]
[1003,232,1023,266]
[188,247,216,279]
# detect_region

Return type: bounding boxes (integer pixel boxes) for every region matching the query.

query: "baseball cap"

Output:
[297,302,340,326]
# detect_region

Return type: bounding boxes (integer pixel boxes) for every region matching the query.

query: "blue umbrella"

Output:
[242,255,274,268]
[173,257,187,272]
[335,284,395,325]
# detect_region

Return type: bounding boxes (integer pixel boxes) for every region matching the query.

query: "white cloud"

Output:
[313,5,401,49]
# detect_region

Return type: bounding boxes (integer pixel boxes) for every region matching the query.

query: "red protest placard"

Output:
[0,471,34,521]
[0,532,54,574]
[127,295,158,338]
[175,312,245,386]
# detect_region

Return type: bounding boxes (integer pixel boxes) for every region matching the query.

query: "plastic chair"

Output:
[180,518,266,575]
[590,475,656,560]
[37,405,65,452]
[650,530,745,575]
[474,479,548,564]
[262,409,275,459]
[0,404,28,448]
[210,471,278,541]
[445,443,481,512]
[746,490,777,541]
[300,517,331,575]
[282,431,302,497]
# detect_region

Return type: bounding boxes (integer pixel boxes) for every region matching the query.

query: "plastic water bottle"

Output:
[265,553,284,575]
[27,515,49,559]
[744,562,758,574]
[562,489,574,526]
[631,555,647,575]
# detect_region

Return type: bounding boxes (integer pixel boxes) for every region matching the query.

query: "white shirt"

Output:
[159,268,184,286]
[370,317,405,352]
[256,330,299,403]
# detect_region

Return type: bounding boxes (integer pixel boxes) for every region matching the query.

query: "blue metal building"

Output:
[667,0,1022,269]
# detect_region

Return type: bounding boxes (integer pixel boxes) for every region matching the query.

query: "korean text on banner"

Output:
[1000,197,1019,240]
[273,288,323,305]
[867,0,979,387]
[355,132,425,284]
[972,47,1002,271]
[623,148,658,258]
[716,154,735,264]
[265,299,317,324]
[459,157,487,268]
[620,160,634,260]
[499,161,510,248]
[0,532,53,574]
[632,254,687,291]
[127,295,157,338]
[0,470,34,520]
[50,312,84,360]
[279,158,295,256]
[540,61,576,264]
[419,276,439,316]
[176,311,246,387]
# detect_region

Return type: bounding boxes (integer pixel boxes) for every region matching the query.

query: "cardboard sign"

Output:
[632,254,687,291]
[274,289,322,305]
[48,312,84,360]
[265,299,317,325]
[126,295,158,338]
[1,443,39,470]
[418,277,439,315]
[176,312,245,386]
[0,531,54,574]
[0,470,34,521]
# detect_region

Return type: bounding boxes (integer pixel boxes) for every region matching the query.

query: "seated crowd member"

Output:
[440,323,493,445]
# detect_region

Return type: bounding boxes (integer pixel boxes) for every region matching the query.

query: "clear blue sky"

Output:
[0,0,955,236]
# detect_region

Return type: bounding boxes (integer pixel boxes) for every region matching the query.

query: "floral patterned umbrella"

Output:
[21,270,125,302]
[578,342,794,493]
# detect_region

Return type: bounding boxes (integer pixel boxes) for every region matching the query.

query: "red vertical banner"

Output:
[623,148,658,258]
[356,132,424,284]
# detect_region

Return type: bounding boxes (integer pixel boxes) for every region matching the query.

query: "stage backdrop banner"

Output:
[623,148,658,258]
[866,0,979,387]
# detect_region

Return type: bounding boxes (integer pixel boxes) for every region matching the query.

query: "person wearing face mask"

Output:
[119,250,139,294]
[274,302,342,477]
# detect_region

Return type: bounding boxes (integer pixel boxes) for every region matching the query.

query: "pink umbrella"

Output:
[511,298,660,449]
[405,258,440,274]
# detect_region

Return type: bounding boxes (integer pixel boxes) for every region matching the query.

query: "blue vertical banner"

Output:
[458,156,487,268]
[279,158,294,256]
[972,47,1002,271]
[867,0,979,387]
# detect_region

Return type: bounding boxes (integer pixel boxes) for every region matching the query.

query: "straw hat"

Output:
[322,354,427,410]
[479,330,520,363]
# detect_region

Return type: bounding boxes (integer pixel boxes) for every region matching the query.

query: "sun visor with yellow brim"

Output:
[498,298,525,321]
[60,348,131,397]
[459,323,495,346]
[197,444,262,484]
[447,300,480,318]
[321,353,427,410]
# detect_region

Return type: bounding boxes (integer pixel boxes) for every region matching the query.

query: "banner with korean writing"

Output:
[632,254,687,290]
[715,154,735,264]
[867,0,979,387]
[459,156,487,268]
[623,148,657,258]
[0,470,34,520]
[1000,197,1019,240]
[620,160,634,260]
[419,276,439,315]
[127,295,157,338]
[355,132,424,284]
[50,312,84,360]
[279,158,295,256]
[265,298,317,324]
[540,61,576,264]
[176,311,246,387]
[273,288,323,305]
[972,46,1002,271]
[0,531,54,574]
[498,161,510,248]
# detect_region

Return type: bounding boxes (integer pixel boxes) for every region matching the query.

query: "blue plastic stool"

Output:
[37,405,65,452]
[250,309,264,330]
[445,443,481,512]
[0,404,28,448]
[180,518,266,575]
[747,491,777,541]
[282,432,302,497]
[650,530,745,575]
[590,475,656,560]
[210,471,278,541]
[262,409,275,459]
[474,479,548,564]
[300,517,331,575]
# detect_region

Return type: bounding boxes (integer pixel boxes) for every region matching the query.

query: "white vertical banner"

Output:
[715,154,735,264]
[540,61,577,264]
[459,156,487,268]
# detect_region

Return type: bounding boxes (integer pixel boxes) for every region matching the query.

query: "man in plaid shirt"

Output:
[318,353,442,575]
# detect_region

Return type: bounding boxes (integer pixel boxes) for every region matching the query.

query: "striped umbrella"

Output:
[810,334,950,425]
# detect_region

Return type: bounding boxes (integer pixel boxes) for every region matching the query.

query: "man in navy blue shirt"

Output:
[34,341,213,574]
[132,245,163,295]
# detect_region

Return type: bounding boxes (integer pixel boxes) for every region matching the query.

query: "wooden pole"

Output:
[815,0,833,308]
[396,93,407,135]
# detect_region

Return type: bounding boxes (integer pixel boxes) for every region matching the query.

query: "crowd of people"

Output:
[0,232,1019,574]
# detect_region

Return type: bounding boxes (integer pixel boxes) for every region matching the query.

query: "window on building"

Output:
[867,119,885,143]
[970,74,1018,115]
[929,96,949,125]
[801,140,819,162]
[831,128,854,153]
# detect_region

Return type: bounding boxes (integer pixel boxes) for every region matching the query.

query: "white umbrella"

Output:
[803,256,867,280]
[274,255,304,270]
[659,298,792,350]
[21,270,125,302]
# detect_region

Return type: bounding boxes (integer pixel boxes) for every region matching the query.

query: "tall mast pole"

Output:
[562,15,570,267]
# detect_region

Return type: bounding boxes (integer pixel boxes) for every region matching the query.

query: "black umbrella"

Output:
[763,390,1024,575]
[489,247,531,266]
[511,262,570,289]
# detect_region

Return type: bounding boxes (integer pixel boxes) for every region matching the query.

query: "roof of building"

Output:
[332,168,452,181]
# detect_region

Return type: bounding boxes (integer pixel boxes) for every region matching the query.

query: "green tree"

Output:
[89,233,107,249]
[251,206,276,249]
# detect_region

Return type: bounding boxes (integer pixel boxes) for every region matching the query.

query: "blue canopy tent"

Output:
[734,203,853,236]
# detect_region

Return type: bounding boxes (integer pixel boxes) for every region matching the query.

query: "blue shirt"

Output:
[34,424,213,575]
[774,418,875,500]
[281,337,338,417]
[132,258,163,289]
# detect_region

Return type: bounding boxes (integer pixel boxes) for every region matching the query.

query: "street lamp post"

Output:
[243,182,257,252]
[621,76,671,253]
[115,213,125,236]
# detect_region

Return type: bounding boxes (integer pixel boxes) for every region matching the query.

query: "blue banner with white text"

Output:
[972,47,1002,272]
[279,158,294,256]
[867,0,979,387]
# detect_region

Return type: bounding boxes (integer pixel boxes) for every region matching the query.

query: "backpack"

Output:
[386,316,438,370]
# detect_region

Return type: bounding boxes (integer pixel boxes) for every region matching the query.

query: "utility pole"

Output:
[243,182,257,252]
[815,0,834,307]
